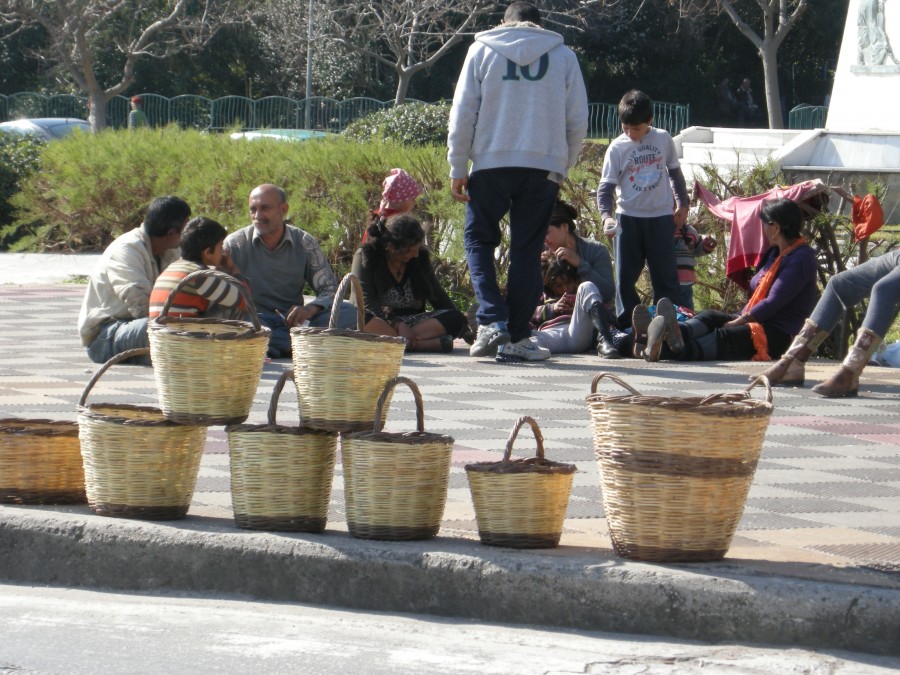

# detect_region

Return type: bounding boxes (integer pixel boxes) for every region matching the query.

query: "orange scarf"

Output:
[742,237,807,361]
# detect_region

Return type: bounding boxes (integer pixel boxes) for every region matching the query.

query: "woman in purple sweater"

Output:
[645,198,818,362]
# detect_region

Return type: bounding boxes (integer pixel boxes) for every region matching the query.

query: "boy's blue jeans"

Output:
[613,213,683,327]
[464,168,560,343]
[86,318,151,365]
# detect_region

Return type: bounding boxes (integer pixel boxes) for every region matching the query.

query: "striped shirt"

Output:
[149,260,246,319]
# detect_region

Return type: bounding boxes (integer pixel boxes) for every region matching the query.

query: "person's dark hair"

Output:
[180,217,227,264]
[759,198,805,240]
[548,199,579,236]
[504,2,541,25]
[542,253,579,295]
[364,213,425,252]
[618,89,653,125]
[143,196,191,238]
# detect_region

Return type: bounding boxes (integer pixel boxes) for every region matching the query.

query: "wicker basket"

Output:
[341,376,454,541]
[466,416,576,549]
[0,418,86,505]
[148,268,270,425]
[227,368,339,532]
[586,372,773,562]
[290,273,406,432]
[77,348,207,520]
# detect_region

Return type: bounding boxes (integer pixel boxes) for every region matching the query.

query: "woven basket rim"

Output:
[77,403,182,427]
[466,457,576,475]
[585,393,773,418]
[149,317,270,341]
[291,326,407,345]
[343,430,454,445]
[226,423,336,436]
[0,418,79,436]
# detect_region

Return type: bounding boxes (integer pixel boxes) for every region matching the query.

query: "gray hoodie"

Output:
[447,23,589,182]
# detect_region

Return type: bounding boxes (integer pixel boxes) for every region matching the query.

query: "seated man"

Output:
[78,195,191,365]
[223,183,357,358]
[149,216,247,320]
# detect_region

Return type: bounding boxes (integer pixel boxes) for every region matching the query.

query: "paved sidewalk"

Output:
[1,255,899,655]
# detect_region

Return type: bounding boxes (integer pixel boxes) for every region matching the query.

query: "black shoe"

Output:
[631,305,652,358]
[589,302,621,359]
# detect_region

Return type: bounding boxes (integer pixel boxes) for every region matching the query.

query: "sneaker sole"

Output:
[657,298,684,354]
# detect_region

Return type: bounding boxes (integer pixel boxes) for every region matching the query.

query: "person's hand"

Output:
[216,252,240,276]
[553,293,575,314]
[451,177,470,203]
[552,246,581,268]
[395,321,415,341]
[724,314,750,328]
[674,206,689,227]
[603,217,620,239]
[540,248,553,263]
[285,304,319,327]
[702,236,717,252]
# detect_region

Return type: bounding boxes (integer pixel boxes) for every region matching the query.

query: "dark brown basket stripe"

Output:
[478,531,562,549]
[88,502,188,521]
[305,418,372,433]
[611,539,728,563]
[163,411,249,426]
[234,514,326,533]
[0,488,86,505]
[347,522,439,541]
[598,448,759,478]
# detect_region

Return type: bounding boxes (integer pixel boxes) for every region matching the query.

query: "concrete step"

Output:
[681,142,776,165]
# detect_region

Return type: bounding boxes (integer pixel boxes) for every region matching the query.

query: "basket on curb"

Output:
[586,372,773,563]
[342,376,454,541]
[77,348,207,520]
[0,419,86,505]
[227,368,338,532]
[290,273,406,432]
[148,268,270,425]
[466,416,576,549]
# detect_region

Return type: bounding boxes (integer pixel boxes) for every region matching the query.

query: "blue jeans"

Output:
[260,301,360,358]
[465,168,560,343]
[810,250,900,338]
[86,318,151,365]
[613,213,682,327]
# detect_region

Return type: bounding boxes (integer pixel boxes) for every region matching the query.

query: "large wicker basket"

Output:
[77,348,207,520]
[586,372,773,562]
[0,418,86,505]
[148,268,270,425]
[227,368,339,532]
[341,376,454,541]
[466,416,576,549]
[290,273,406,432]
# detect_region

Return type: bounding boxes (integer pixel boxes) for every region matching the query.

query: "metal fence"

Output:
[789,104,828,130]
[0,92,693,137]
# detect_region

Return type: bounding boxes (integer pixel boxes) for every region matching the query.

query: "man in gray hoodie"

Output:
[448,1,588,362]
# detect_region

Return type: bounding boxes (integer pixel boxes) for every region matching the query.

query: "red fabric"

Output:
[693,180,827,290]
[852,194,884,241]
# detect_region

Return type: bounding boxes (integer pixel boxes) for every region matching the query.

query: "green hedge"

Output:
[0,133,45,248]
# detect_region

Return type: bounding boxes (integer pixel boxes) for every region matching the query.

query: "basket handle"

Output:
[502,415,545,462]
[745,375,773,403]
[694,375,774,406]
[156,268,262,332]
[328,272,366,331]
[267,368,301,426]
[78,347,151,407]
[590,372,642,396]
[371,376,425,433]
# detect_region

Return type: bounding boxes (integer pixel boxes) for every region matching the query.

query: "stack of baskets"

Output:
[341,376,454,541]
[0,418,85,505]
[466,416,575,549]
[585,372,773,562]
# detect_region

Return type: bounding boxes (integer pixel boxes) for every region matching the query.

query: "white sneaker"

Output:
[470,321,510,357]
[495,336,551,362]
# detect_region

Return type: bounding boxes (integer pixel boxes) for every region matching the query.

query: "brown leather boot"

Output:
[753,319,828,386]
[812,328,881,398]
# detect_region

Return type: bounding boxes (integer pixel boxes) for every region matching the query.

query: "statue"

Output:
[858,0,900,65]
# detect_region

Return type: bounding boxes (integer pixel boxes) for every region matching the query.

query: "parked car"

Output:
[229,129,329,142]
[0,118,91,141]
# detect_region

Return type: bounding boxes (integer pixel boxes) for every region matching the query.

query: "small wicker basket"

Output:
[466,416,576,549]
[341,376,454,541]
[0,418,86,505]
[148,268,270,425]
[290,273,406,432]
[77,348,207,520]
[227,368,339,532]
[586,372,773,562]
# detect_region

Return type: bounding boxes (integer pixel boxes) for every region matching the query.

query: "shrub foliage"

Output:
[343,102,451,146]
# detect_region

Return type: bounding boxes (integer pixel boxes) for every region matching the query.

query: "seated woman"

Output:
[643,198,819,362]
[149,217,246,320]
[352,213,470,352]
[531,254,620,358]
[757,249,900,397]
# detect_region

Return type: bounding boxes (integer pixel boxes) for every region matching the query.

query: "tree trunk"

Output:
[760,44,784,129]
[87,91,108,132]
[394,70,412,105]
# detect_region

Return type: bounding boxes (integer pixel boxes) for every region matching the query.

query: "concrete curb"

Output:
[1,508,898,656]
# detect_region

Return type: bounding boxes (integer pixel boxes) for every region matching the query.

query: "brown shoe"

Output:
[655,298,683,354]
[631,305,652,358]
